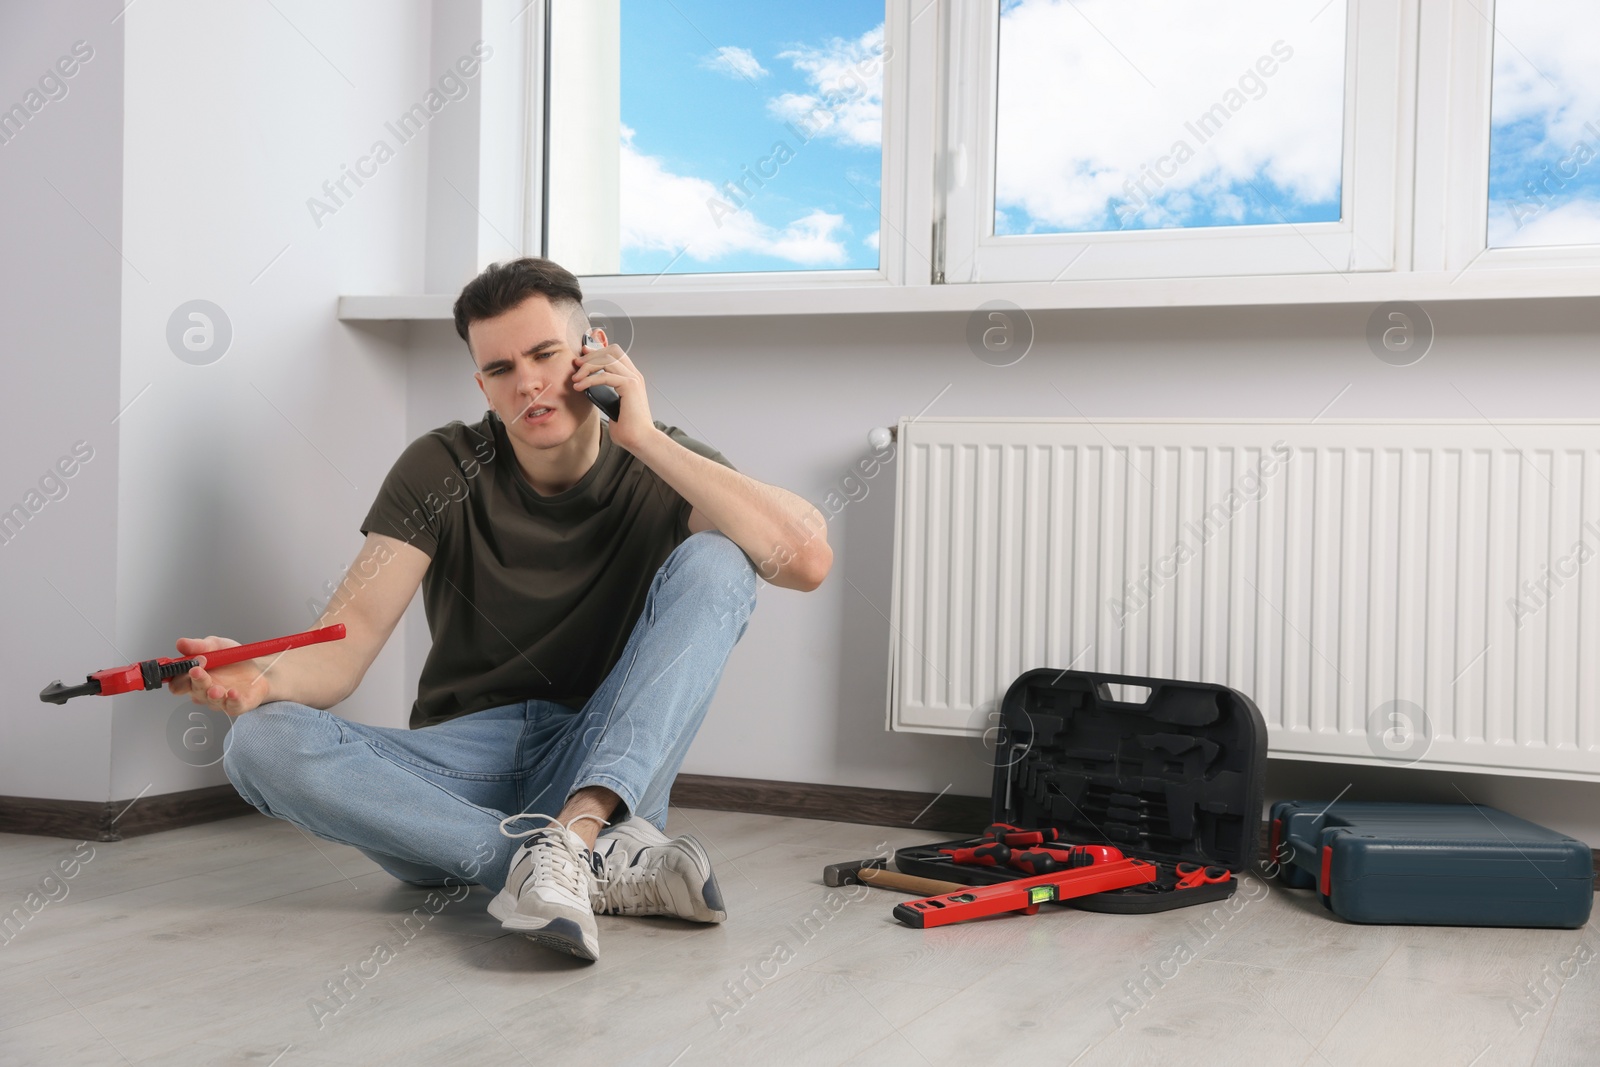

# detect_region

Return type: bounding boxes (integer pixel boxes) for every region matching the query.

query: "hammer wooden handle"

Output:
[859,867,967,896]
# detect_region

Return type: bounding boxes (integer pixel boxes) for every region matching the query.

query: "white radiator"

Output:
[886,418,1600,782]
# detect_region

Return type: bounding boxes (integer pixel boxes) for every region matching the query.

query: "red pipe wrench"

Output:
[39,624,345,704]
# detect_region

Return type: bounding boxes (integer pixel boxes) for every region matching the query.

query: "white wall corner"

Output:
[424,0,490,293]
[0,2,125,803]
[544,0,621,275]
[475,0,535,273]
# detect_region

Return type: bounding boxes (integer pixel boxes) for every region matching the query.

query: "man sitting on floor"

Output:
[168,257,832,961]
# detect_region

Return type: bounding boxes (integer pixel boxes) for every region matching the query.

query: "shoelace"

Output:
[591,848,671,915]
[498,811,611,898]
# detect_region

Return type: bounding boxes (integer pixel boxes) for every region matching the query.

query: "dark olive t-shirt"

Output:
[360,410,735,729]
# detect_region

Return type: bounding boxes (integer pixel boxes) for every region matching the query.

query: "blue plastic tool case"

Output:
[1269,800,1593,927]
[895,668,1268,913]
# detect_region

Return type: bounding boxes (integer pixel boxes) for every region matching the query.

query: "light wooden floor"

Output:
[0,808,1594,1066]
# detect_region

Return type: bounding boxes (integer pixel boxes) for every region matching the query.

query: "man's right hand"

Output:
[165,636,273,717]
[158,533,431,715]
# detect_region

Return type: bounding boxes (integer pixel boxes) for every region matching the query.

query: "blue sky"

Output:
[615,0,885,275]
[994,173,1342,236]
[1486,0,1600,247]
[605,0,1599,268]
[991,0,1347,237]
[1486,113,1600,242]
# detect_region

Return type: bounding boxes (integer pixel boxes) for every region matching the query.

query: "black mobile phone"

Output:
[580,332,622,421]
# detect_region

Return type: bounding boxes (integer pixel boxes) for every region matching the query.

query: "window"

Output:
[486,0,1600,306]
[1486,0,1600,249]
[539,0,889,279]
[939,0,1405,282]
[991,0,1344,237]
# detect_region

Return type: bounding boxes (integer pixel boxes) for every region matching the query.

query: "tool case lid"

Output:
[992,668,1268,873]
[1272,800,1594,881]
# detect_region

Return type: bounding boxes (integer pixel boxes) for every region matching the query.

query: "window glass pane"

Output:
[545,0,886,276]
[1487,0,1600,248]
[992,0,1346,236]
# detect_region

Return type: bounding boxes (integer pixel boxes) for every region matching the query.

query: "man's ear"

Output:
[588,325,608,349]
[465,334,489,403]
[472,370,495,418]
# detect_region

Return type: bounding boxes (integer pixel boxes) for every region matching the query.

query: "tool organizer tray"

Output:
[896,668,1268,914]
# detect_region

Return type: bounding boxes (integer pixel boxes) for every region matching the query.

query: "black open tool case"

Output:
[896,668,1269,913]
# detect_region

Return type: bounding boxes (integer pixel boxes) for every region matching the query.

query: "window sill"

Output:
[338,266,1600,321]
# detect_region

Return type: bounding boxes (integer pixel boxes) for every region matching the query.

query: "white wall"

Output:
[107,0,431,799]
[0,0,510,807]
[544,0,621,274]
[6,2,1598,849]
[404,302,1600,844]
[0,2,124,801]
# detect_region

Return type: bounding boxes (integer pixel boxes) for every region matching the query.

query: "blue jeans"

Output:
[221,531,758,896]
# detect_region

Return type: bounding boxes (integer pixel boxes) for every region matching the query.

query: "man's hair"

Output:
[452,257,585,350]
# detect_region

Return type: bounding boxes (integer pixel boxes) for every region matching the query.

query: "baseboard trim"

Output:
[0,785,257,842]
[3,776,1596,890]
[0,775,988,844]
[671,776,1600,887]
[670,773,991,833]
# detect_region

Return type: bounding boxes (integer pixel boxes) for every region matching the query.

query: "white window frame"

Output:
[339,0,1600,319]
[938,0,1412,284]
[1418,0,1600,279]
[523,0,929,295]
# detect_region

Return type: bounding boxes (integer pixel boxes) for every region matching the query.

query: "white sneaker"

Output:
[592,828,727,924]
[594,813,672,866]
[487,812,607,960]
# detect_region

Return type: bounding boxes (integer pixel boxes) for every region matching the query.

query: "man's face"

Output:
[469,294,600,448]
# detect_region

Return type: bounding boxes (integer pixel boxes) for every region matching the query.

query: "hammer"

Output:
[822,857,967,896]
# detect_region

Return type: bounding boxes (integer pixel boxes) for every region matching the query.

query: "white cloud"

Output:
[992,0,1345,232]
[619,130,848,266]
[1491,0,1600,148]
[761,210,850,264]
[1489,197,1600,248]
[864,229,880,250]
[702,46,768,81]
[1486,0,1600,250]
[767,25,885,148]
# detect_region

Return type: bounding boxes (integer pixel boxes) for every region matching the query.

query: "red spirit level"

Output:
[38,624,346,704]
[893,857,1158,928]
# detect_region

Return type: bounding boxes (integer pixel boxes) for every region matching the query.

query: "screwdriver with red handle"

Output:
[939,841,1012,866]
[997,843,1128,875]
[1007,847,1081,875]
[940,841,1125,876]
[980,823,1065,847]
[38,624,346,704]
[939,841,1067,872]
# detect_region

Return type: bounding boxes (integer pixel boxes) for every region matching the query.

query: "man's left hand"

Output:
[572,340,658,452]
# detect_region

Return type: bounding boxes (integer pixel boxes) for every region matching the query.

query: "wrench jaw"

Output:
[38,679,101,705]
